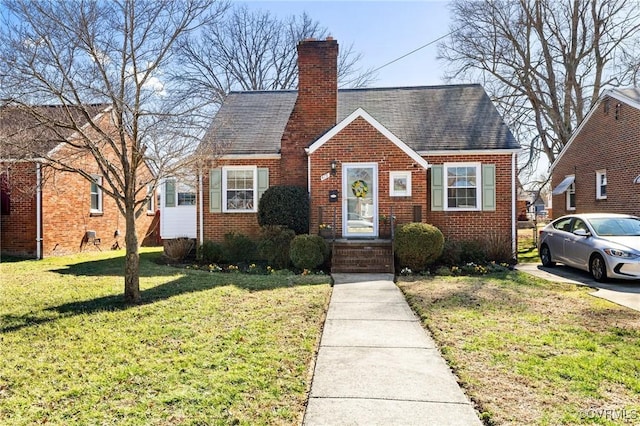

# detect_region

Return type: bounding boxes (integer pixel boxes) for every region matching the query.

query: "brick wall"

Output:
[426,153,515,243]
[280,38,338,186]
[1,153,156,259]
[0,162,38,256]
[552,95,640,218]
[200,158,282,242]
[309,117,428,236]
[40,166,155,256]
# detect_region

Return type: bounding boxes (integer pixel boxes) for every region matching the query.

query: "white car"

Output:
[538,213,640,282]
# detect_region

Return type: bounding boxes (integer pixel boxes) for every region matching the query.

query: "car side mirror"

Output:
[573,229,590,237]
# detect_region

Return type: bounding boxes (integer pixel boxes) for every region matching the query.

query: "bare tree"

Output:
[439,0,640,180]
[175,5,377,109]
[0,0,228,303]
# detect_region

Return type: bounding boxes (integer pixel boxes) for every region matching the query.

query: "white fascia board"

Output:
[306,107,429,170]
[421,148,521,156]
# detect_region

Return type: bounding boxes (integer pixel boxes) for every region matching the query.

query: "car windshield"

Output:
[588,217,640,236]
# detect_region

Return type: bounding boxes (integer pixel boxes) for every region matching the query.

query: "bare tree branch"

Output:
[439,0,640,182]
[174,5,377,112]
[0,0,227,303]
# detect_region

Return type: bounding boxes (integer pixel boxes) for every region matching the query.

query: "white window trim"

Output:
[596,170,607,200]
[566,179,576,211]
[389,171,412,197]
[444,162,481,211]
[222,166,258,213]
[90,175,103,213]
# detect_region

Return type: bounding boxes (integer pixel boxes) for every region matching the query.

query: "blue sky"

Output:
[241,1,453,88]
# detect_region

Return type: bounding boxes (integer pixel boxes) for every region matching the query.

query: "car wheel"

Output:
[590,254,607,282]
[540,244,555,267]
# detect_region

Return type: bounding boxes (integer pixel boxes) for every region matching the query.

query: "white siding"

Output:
[159,179,196,239]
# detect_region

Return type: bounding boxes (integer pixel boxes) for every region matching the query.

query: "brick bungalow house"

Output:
[550,88,640,218]
[195,38,520,272]
[0,105,157,258]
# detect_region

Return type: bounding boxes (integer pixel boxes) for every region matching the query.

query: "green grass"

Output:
[518,230,540,263]
[0,248,331,425]
[398,273,640,425]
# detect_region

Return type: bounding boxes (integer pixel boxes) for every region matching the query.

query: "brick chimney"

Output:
[280,38,338,186]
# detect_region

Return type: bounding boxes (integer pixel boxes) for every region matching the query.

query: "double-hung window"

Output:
[596,170,607,200]
[90,175,103,213]
[223,166,257,212]
[445,163,481,210]
[567,181,576,210]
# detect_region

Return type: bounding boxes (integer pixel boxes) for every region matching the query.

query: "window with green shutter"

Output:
[433,163,497,211]
[211,167,269,213]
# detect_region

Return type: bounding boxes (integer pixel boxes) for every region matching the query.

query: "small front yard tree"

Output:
[0,0,228,303]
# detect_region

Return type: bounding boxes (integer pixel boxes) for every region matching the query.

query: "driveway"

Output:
[515,263,640,312]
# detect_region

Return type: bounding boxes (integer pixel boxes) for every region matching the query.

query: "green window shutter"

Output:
[209,168,222,213]
[165,179,176,207]
[257,168,269,201]
[482,164,496,211]
[430,165,444,211]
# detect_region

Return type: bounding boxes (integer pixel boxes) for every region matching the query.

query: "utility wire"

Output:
[371,29,457,73]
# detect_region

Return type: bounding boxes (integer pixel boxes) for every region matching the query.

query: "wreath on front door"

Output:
[351,179,368,198]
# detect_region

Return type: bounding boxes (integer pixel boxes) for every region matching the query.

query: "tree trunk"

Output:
[123,204,141,304]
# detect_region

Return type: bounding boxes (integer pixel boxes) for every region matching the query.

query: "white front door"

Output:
[343,163,377,238]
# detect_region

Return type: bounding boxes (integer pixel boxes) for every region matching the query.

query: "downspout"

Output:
[36,161,42,259]
[512,153,517,259]
[307,155,312,234]
[198,169,204,246]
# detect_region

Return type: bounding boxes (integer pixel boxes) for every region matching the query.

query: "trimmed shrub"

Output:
[222,232,256,263]
[258,225,295,269]
[199,240,224,264]
[395,223,444,272]
[258,186,309,234]
[289,234,328,271]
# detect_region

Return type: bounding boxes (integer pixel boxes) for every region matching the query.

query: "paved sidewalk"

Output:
[303,273,481,426]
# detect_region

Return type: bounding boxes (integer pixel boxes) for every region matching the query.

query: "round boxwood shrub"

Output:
[289,234,328,271]
[258,225,295,269]
[395,222,444,272]
[258,185,309,234]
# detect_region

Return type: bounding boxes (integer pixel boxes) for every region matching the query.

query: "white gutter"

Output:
[198,170,204,246]
[512,153,517,258]
[36,162,42,259]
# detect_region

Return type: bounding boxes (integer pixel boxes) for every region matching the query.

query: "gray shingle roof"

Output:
[201,84,519,155]
[0,104,107,159]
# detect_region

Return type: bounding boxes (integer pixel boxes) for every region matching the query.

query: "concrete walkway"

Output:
[303,273,481,426]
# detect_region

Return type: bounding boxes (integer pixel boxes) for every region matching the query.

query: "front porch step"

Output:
[330,240,394,274]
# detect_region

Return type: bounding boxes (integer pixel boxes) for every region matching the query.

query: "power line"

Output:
[371,30,456,74]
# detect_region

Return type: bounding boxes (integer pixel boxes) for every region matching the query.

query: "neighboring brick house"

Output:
[195,38,520,269]
[0,105,157,258]
[550,88,640,218]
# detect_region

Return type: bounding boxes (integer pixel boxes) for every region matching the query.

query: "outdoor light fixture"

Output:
[330,160,337,176]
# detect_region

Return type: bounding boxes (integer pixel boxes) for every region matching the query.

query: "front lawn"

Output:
[0,248,331,425]
[398,273,640,426]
